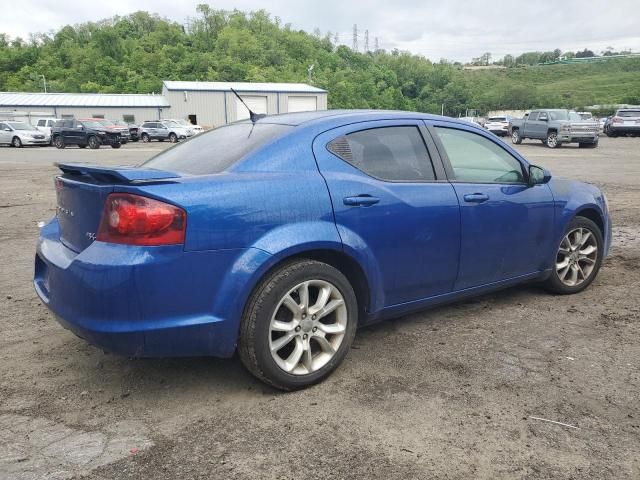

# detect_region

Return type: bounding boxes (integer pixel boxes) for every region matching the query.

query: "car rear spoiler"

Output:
[56,162,180,184]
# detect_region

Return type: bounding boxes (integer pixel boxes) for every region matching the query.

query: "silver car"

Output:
[0,121,50,147]
[607,108,640,137]
[139,121,194,143]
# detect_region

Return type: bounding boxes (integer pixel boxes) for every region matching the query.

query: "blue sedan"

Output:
[34,110,612,390]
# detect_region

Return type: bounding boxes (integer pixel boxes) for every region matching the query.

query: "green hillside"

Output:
[1,6,638,115]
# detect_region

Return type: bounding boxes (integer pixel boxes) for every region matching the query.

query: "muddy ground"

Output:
[0,136,638,479]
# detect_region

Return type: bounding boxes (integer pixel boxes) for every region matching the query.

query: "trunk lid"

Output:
[54,163,179,252]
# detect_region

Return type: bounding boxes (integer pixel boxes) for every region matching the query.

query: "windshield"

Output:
[142,122,293,175]
[81,121,105,128]
[619,110,640,118]
[548,111,581,121]
[7,122,32,130]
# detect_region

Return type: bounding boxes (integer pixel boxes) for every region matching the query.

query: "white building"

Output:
[161,81,328,128]
[0,92,169,124]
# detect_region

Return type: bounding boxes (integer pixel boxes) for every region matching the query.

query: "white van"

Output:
[34,118,62,142]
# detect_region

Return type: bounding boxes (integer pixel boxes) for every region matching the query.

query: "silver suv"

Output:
[139,121,194,143]
[606,108,640,137]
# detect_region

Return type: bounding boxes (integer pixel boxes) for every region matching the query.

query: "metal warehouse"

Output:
[0,92,170,124]
[161,81,328,128]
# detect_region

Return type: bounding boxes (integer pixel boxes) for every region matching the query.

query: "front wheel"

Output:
[238,260,358,391]
[546,131,561,148]
[543,217,603,294]
[111,143,121,149]
[169,133,178,143]
[511,129,522,144]
[88,136,100,149]
[12,137,22,148]
[141,133,150,143]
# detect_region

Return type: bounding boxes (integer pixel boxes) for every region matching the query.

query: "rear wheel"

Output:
[12,136,22,148]
[141,133,150,143]
[511,129,522,144]
[238,260,358,391]
[111,143,121,149]
[88,136,100,149]
[78,145,87,149]
[53,136,65,149]
[546,131,560,148]
[543,217,603,294]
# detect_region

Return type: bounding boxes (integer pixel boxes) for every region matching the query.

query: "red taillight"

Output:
[96,193,186,246]
[612,116,623,124]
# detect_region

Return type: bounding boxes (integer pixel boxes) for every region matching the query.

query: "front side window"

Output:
[538,112,548,121]
[37,120,46,127]
[435,127,525,184]
[327,126,435,182]
[528,112,539,121]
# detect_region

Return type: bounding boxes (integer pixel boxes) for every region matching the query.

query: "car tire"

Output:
[12,136,23,148]
[78,145,87,149]
[543,216,603,295]
[511,129,522,144]
[579,139,598,149]
[238,259,358,391]
[88,136,100,149]
[169,133,178,143]
[111,143,121,149]
[606,131,617,138]
[141,133,150,143]
[53,136,65,149]
[546,131,561,148]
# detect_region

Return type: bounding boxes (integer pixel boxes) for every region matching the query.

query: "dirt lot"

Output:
[0,136,638,479]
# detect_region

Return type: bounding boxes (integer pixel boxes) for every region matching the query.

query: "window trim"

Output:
[428,124,529,186]
[324,123,442,184]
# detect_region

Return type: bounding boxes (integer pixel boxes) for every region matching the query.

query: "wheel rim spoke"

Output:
[316,322,345,334]
[314,336,336,355]
[271,332,295,352]
[271,320,295,332]
[282,294,302,316]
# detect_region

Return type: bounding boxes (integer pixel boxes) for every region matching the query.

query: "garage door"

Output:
[236,96,268,121]
[288,96,318,113]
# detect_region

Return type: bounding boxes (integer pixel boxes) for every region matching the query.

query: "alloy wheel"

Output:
[556,227,598,287]
[547,133,558,148]
[269,279,348,375]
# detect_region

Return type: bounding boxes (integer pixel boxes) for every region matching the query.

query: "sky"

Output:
[2,0,640,62]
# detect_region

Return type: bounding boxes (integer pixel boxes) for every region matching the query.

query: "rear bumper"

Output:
[34,219,270,358]
[609,125,640,134]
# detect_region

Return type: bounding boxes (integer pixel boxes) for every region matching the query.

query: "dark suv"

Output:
[51,119,122,149]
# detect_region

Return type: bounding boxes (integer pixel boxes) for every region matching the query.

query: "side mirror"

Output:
[529,165,552,186]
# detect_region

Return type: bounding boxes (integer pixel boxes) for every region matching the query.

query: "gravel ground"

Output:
[0,136,638,479]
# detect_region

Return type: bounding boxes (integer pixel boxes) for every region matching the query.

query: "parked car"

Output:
[93,119,130,143]
[34,118,62,142]
[484,116,512,136]
[599,117,608,132]
[112,121,140,141]
[139,121,194,143]
[0,120,50,147]
[165,118,204,134]
[35,110,612,390]
[510,109,599,148]
[51,118,122,149]
[606,108,640,137]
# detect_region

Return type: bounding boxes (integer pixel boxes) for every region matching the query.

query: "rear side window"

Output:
[327,126,435,182]
[618,110,640,117]
[143,123,293,175]
[435,127,525,184]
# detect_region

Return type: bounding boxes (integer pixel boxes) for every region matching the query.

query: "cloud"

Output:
[1,0,639,61]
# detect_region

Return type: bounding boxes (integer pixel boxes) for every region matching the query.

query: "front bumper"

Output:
[34,219,269,358]
[22,135,50,145]
[558,132,598,143]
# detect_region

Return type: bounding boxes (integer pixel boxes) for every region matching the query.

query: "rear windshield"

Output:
[488,117,507,122]
[142,122,293,175]
[618,110,640,117]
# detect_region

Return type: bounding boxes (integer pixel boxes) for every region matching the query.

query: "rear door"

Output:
[313,120,460,310]
[430,122,555,289]
[0,122,10,144]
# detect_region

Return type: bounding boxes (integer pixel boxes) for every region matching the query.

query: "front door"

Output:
[313,120,460,311]
[0,122,11,144]
[430,122,555,290]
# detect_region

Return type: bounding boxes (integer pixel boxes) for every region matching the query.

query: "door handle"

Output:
[463,193,489,203]
[343,195,380,207]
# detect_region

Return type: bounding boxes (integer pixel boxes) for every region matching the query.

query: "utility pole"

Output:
[334,32,339,45]
[40,74,47,93]
[375,37,379,51]
[352,24,358,51]
[364,30,369,52]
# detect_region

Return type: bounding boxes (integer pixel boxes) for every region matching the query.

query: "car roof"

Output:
[239,109,474,130]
